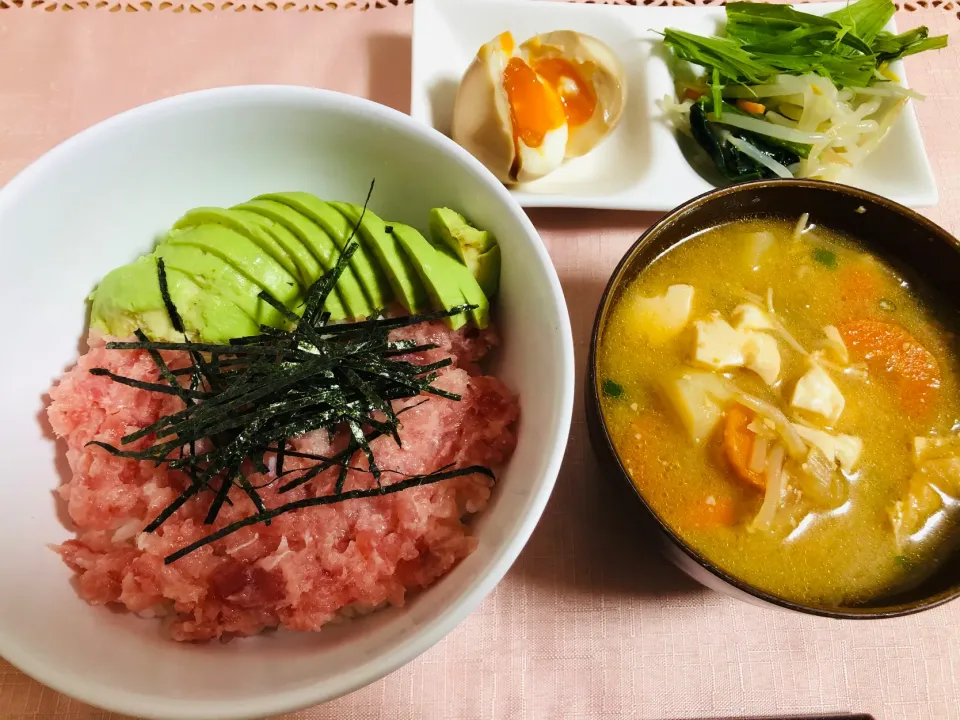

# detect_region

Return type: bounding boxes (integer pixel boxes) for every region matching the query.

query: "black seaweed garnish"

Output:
[85,182,490,564]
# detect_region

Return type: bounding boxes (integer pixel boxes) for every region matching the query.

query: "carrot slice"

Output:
[736,99,766,115]
[682,88,704,101]
[723,404,766,491]
[837,263,882,320]
[837,320,941,418]
[684,494,737,528]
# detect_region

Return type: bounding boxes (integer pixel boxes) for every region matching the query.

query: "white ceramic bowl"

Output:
[0,86,574,720]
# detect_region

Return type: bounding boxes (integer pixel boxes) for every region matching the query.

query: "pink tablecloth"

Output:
[1,3,959,719]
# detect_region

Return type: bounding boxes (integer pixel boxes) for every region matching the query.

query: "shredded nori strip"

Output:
[83,182,492,562]
[156,258,185,334]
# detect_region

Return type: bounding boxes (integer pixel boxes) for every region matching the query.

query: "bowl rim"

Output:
[0,84,576,720]
[587,177,960,620]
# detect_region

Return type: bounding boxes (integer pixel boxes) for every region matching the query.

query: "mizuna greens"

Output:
[660,0,947,181]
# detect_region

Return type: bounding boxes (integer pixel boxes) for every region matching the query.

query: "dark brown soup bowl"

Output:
[586,178,960,618]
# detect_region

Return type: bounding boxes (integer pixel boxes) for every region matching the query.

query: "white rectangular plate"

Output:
[411,0,938,211]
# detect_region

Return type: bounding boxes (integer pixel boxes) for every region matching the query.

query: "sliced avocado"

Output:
[431,247,490,329]
[90,255,259,343]
[471,244,501,298]
[256,192,391,309]
[429,208,501,297]
[169,268,261,343]
[231,209,320,287]
[173,207,301,283]
[154,243,287,329]
[389,223,468,330]
[160,223,318,316]
[90,256,177,340]
[233,199,371,320]
[328,202,429,314]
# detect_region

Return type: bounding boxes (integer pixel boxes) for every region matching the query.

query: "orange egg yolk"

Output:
[502,56,566,150]
[532,57,597,128]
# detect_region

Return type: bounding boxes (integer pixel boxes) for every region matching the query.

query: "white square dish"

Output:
[411,0,938,211]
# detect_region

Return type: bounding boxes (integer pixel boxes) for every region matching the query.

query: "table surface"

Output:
[1,2,959,719]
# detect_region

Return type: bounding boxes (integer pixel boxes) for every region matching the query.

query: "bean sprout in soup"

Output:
[597,217,960,607]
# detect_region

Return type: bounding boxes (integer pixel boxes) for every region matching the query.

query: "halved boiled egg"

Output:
[453,32,568,184]
[452,30,626,185]
[520,31,626,159]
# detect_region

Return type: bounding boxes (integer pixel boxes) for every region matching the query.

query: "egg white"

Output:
[515,123,568,184]
[452,39,519,185]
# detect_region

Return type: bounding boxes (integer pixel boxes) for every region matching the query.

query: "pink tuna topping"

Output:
[48,322,519,641]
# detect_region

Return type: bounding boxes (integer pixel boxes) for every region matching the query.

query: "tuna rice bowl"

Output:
[46,187,520,642]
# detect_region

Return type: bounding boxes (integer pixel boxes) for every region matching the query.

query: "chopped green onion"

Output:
[602,379,624,399]
[812,248,838,268]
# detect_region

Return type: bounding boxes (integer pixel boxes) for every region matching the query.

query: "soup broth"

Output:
[598,217,960,606]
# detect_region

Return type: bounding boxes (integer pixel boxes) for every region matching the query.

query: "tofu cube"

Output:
[833,435,864,474]
[742,331,781,386]
[913,435,960,464]
[692,314,746,370]
[793,424,863,473]
[732,303,775,332]
[790,363,845,425]
[632,285,695,344]
[659,370,732,444]
[913,436,932,464]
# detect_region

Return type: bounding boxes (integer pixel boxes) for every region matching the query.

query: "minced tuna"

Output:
[48,322,518,642]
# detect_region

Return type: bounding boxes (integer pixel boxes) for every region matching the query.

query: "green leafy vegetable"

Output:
[727,2,874,56]
[663,0,947,92]
[812,247,838,268]
[602,379,624,399]
[715,100,811,158]
[825,0,895,45]
[871,27,949,62]
[660,0,946,183]
[661,28,773,85]
[690,100,800,181]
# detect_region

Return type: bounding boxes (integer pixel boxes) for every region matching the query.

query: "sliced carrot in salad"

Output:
[723,404,766,491]
[838,320,941,418]
[736,99,766,115]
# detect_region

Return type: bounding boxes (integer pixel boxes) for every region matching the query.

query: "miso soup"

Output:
[597,217,960,606]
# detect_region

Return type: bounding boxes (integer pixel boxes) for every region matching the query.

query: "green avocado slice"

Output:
[90,255,259,343]
[154,243,287,329]
[231,209,320,287]
[429,208,501,297]
[328,202,429,314]
[173,207,301,283]
[388,223,468,330]
[233,199,371,320]
[256,192,391,309]
[160,223,340,319]
[430,247,490,329]
[169,269,262,343]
